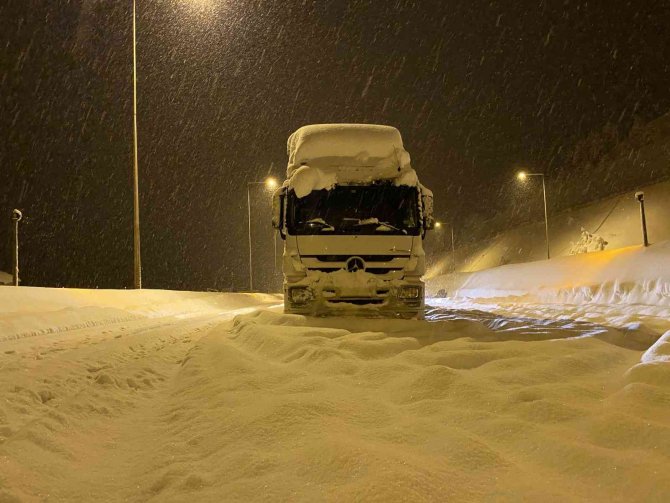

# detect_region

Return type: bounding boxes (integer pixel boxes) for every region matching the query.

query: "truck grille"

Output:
[304,255,408,262]
[327,299,385,305]
[309,267,402,274]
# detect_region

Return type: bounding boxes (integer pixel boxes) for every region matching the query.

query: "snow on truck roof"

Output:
[286,124,411,175]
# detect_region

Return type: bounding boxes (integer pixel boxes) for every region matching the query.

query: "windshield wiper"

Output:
[354,219,406,234]
[304,218,335,231]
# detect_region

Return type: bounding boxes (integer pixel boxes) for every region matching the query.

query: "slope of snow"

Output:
[427,242,670,358]
[0,287,281,341]
[427,178,670,276]
[433,241,669,303]
[0,285,669,500]
[0,271,12,285]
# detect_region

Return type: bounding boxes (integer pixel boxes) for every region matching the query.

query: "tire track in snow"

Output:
[0,304,280,501]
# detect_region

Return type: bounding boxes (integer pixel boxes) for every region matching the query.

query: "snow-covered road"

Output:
[1,288,669,501]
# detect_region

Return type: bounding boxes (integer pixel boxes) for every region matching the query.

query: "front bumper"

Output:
[284,281,425,318]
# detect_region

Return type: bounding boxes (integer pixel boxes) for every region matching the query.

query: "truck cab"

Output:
[272,124,434,318]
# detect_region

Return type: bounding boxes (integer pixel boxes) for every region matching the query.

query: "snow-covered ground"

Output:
[0,271,12,285]
[1,260,669,500]
[428,241,670,336]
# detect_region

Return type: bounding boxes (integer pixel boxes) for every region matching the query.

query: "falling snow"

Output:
[1,1,669,290]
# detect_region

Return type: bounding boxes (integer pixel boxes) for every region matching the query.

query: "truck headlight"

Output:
[397,285,421,300]
[289,286,313,305]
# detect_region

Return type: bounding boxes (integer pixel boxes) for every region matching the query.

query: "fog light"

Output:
[398,285,421,300]
[289,286,313,305]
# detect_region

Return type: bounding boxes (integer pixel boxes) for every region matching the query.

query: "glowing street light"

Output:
[516,170,550,260]
[434,221,442,229]
[247,177,278,291]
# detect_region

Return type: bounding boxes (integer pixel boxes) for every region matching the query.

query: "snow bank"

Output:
[640,330,670,364]
[429,241,670,308]
[428,240,670,359]
[0,286,280,341]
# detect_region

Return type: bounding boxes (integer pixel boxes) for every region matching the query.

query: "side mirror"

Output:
[272,187,286,239]
[421,187,435,231]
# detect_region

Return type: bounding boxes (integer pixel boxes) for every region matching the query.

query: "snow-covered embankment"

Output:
[0,287,281,341]
[428,240,670,384]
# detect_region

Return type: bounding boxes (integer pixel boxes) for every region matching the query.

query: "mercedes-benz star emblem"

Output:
[345,256,365,273]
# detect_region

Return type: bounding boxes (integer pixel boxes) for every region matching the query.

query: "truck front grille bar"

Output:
[303,255,409,262]
[308,267,403,274]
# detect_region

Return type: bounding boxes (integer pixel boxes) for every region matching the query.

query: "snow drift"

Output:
[0,287,280,341]
[428,241,670,308]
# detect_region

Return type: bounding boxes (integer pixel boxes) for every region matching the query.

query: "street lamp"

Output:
[131,0,141,289]
[11,209,22,286]
[247,177,278,291]
[130,1,214,289]
[517,171,550,260]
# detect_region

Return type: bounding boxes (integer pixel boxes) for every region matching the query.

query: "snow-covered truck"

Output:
[272,124,435,318]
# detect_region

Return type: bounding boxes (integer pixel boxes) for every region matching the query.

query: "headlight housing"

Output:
[289,286,313,305]
[397,285,421,300]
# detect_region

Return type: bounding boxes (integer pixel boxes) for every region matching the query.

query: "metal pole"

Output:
[247,183,253,291]
[12,210,22,286]
[132,0,142,289]
[636,192,649,247]
[274,231,277,273]
[541,175,550,260]
[640,200,649,247]
[450,224,456,272]
[13,220,19,286]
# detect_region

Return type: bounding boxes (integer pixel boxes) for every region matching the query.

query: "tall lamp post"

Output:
[11,209,22,286]
[517,171,550,260]
[132,0,142,289]
[247,177,278,291]
[450,223,455,271]
[129,1,212,288]
[635,191,649,247]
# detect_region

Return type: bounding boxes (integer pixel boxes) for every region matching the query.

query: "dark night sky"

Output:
[1,0,669,290]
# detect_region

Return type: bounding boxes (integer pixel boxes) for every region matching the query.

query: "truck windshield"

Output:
[287,185,420,235]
